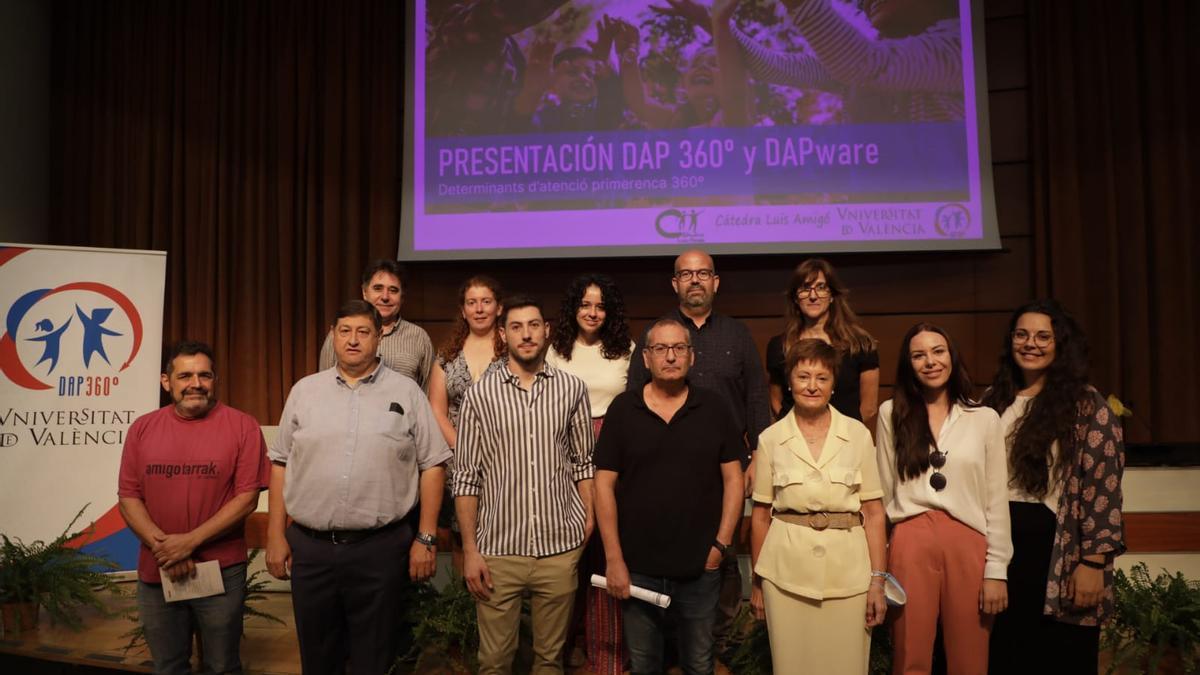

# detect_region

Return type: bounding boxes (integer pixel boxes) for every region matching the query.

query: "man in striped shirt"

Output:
[318,259,435,391]
[451,294,595,675]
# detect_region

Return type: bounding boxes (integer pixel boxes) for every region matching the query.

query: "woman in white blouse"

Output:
[875,323,1011,675]
[546,273,634,674]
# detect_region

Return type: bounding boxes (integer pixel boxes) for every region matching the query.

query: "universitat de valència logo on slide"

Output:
[0,278,145,397]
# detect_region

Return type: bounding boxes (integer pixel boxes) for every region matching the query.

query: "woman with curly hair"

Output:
[546,273,634,674]
[876,323,1010,674]
[766,259,879,429]
[983,300,1125,674]
[429,275,506,450]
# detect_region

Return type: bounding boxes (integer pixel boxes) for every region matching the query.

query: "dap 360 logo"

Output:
[0,281,144,394]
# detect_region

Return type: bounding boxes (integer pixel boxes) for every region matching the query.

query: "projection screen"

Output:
[401,0,1000,260]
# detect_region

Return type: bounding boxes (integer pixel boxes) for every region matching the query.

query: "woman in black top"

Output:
[766,258,879,430]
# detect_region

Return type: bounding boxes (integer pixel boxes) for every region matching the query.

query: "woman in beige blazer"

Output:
[750,338,888,674]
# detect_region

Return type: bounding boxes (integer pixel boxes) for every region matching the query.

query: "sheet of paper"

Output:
[590,574,671,609]
[160,560,225,603]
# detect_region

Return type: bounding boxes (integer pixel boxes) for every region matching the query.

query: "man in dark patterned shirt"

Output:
[626,248,771,657]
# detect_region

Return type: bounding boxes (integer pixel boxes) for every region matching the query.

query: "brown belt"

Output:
[772,510,863,531]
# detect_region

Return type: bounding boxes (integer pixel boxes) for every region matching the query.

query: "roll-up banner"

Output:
[0,244,166,571]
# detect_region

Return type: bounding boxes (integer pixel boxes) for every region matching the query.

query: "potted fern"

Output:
[1101,563,1200,674]
[0,505,119,635]
[403,575,480,674]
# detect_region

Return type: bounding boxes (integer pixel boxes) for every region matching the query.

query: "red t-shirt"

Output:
[118,402,270,583]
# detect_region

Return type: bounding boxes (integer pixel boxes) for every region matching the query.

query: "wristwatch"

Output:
[415,532,437,550]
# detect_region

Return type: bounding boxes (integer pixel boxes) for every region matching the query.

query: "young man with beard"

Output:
[451,294,596,674]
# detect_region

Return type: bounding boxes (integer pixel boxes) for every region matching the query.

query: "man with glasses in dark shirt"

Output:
[626,248,771,658]
[596,318,744,675]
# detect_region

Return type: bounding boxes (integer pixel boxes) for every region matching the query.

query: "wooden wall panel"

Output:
[1125,513,1200,553]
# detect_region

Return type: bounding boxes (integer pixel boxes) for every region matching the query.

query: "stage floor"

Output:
[0,583,741,675]
[0,582,299,674]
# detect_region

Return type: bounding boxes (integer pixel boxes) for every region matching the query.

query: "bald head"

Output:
[674,249,714,275]
[671,249,719,315]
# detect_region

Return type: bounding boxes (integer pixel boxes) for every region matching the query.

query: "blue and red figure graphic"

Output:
[0,249,144,391]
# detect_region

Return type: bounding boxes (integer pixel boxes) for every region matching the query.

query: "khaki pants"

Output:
[477,547,583,674]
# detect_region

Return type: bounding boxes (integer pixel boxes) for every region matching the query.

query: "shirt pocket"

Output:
[376,409,414,460]
[827,468,863,511]
[771,468,812,512]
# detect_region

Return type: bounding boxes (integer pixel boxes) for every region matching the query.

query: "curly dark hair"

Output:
[890,322,979,482]
[982,299,1090,498]
[436,275,505,363]
[550,274,633,361]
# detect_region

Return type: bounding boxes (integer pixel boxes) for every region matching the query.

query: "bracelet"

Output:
[1078,557,1106,570]
[415,532,437,550]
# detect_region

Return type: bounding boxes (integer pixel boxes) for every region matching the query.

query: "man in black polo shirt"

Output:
[595,318,743,675]
[626,248,771,653]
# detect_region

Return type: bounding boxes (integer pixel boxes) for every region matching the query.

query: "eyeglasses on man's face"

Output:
[1011,329,1054,348]
[674,269,715,282]
[645,343,692,357]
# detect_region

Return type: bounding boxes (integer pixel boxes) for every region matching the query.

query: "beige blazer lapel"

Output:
[782,413,821,471]
[815,408,852,469]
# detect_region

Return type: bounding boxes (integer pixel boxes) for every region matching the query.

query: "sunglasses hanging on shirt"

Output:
[929,449,947,491]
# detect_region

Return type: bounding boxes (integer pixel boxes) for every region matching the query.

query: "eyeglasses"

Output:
[675,269,715,282]
[1012,329,1054,348]
[929,449,947,491]
[797,283,832,298]
[645,343,692,357]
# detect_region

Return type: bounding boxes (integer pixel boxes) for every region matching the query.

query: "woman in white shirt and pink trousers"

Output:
[876,322,1012,675]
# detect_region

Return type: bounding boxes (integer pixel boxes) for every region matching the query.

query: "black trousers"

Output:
[286,519,414,675]
[988,502,1099,674]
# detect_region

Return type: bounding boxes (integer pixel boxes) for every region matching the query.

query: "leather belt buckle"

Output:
[810,512,830,531]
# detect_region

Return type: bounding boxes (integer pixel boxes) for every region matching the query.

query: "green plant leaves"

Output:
[1100,562,1200,674]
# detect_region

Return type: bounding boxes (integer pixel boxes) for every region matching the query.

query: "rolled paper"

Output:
[590,573,672,608]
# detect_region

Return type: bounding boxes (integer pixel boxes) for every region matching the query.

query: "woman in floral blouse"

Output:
[983,299,1125,674]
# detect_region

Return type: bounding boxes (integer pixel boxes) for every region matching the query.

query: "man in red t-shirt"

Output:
[118,341,269,675]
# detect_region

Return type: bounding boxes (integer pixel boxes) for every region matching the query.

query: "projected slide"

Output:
[401,0,999,259]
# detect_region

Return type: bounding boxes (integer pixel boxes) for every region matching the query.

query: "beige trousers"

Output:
[477,546,583,674]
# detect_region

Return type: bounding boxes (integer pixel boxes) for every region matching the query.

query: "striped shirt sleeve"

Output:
[788,0,963,93]
[732,25,838,90]
[566,381,596,482]
[449,386,486,497]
